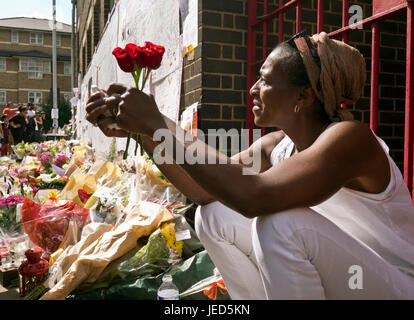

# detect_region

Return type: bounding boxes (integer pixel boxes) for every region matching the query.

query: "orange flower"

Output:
[203,279,227,300]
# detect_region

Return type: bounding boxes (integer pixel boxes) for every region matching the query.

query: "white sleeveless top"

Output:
[270,122,414,277]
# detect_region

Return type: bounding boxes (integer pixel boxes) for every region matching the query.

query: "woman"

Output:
[85,32,414,299]
[9,106,29,144]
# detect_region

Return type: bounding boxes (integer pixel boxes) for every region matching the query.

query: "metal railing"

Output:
[246,0,414,201]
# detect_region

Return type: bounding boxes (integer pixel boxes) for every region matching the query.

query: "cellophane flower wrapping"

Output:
[12,142,35,160]
[0,196,31,261]
[21,198,91,254]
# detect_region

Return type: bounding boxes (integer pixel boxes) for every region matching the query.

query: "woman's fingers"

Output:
[86,92,104,105]
[106,83,128,96]
[85,96,105,113]
[86,105,110,125]
[97,117,129,137]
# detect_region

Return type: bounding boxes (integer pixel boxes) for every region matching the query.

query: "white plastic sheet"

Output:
[77,0,182,156]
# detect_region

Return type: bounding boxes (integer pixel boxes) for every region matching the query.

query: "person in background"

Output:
[3,102,18,148]
[27,103,36,118]
[2,102,18,120]
[9,106,29,144]
[25,104,37,142]
[40,111,46,125]
[0,115,9,156]
[33,112,45,143]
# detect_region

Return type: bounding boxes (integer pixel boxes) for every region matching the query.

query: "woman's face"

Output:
[249,49,300,128]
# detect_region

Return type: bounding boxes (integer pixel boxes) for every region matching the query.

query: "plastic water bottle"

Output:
[157,275,179,300]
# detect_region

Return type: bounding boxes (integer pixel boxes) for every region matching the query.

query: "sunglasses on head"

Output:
[286,30,322,70]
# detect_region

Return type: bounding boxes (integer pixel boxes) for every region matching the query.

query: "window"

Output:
[0,58,6,71]
[56,34,61,47]
[20,58,50,79]
[30,32,43,45]
[104,0,116,23]
[28,92,42,104]
[64,62,71,75]
[0,91,6,104]
[11,31,19,43]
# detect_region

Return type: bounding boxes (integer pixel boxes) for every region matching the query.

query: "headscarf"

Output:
[294,32,367,122]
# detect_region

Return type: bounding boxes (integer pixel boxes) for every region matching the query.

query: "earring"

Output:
[294,105,300,113]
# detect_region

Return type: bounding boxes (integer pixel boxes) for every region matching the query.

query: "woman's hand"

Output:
[116,87,164,137]
[85,85,128,138]
[85,82,164,137]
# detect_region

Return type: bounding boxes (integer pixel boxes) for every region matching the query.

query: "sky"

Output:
[0,0,73,25]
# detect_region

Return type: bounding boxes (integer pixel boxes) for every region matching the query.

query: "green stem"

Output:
[133,65,142,89]
[134,133,139,156]
[134,67,151,157]
[138,134,144,156]
[127,66,143,159]
[141,68,150,91]
[123,133,131,160]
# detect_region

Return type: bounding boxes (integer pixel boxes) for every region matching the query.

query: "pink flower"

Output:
[40,152,52,164]
[52,153,69,167]
[0,195,25,206]
[9,167,19,177]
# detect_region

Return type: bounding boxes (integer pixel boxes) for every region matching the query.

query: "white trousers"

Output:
[194,201,414,300]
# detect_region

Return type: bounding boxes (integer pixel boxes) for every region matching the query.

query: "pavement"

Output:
[0,267,20,300]
[0,283,19,300]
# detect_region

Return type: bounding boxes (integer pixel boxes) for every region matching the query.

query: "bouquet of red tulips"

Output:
[112,41,165,159]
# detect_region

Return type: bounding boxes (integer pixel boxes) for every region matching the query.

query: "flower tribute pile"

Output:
[0,137,203,301]
[0,39,225,301]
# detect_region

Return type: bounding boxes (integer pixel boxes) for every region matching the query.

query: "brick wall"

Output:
[179,0,408,172]
[77,0,118,80]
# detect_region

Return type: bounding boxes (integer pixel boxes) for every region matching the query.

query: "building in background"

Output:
[0,17,73,110]
[76,0,117,80]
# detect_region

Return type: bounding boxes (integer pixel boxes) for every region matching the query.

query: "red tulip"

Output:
[78,189,90,204]
[112,46,135,73]
[142,41,165,69]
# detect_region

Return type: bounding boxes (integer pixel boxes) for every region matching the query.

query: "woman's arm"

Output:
[9,120,20,128]
[117,88,383,218]
[136,117,281,205]
[85,85,281,206]
[138,133,215,205]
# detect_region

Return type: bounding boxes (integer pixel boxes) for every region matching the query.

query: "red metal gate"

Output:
[246,0,414,202]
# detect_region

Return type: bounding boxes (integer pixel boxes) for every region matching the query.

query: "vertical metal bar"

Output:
[263,0,268,60]
[278,0,284,43]
[370,22,380,135]
[262,0,268,137]
[340,0,350,111]
[246,0,258,146]
[52,0,59,132]
[342,0,349,43]
[317,0,324,33]
[404,2,414,199]
[274,0,285,134]
[296,0,302,33]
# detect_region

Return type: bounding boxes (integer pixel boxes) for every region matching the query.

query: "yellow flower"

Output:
[42,190,61,202]
[160,221,183,256]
